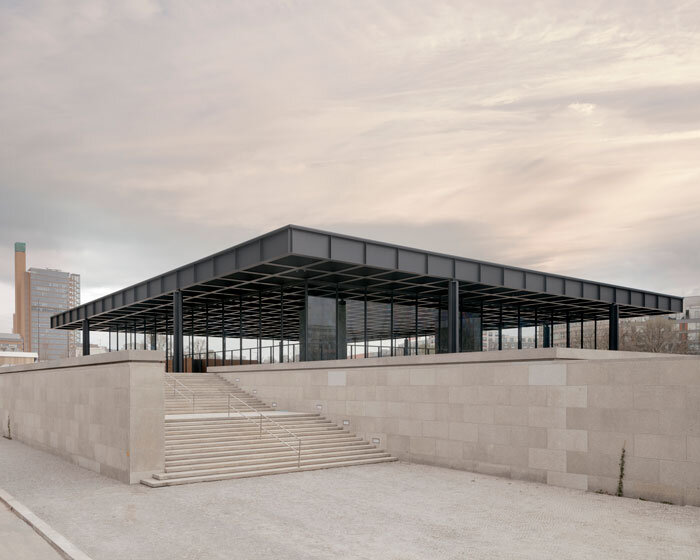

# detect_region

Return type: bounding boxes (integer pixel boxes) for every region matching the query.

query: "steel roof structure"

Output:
[52,225,681,346]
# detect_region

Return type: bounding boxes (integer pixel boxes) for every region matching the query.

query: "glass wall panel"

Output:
[460,311,482,352]
[303,295,336,361]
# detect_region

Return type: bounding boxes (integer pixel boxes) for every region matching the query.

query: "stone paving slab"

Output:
[0,437,698,560]
[165,411,308,420]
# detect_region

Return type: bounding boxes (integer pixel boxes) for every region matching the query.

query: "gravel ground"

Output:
[0,438,698,560]
[0,502,64,560]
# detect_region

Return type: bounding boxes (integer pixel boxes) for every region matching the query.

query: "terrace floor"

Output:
[0,438,698,559]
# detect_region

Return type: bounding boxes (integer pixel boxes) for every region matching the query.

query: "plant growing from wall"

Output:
[617,443,626,497]
[3,416,11,440]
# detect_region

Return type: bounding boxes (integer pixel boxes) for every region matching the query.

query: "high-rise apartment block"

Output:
[12,242,80,361]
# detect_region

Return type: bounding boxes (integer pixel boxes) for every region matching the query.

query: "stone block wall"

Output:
[0,351,164,484]
[213,349,700,505]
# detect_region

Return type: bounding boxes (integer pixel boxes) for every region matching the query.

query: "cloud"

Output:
[1,1,700,331]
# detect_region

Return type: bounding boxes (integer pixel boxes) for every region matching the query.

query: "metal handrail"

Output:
[225,392,302,468]
[163,372,196,412]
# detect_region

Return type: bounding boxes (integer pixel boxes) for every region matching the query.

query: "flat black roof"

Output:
[51,225,682,339]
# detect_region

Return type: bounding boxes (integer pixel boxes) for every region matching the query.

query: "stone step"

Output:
[154,451,394,480]
[166,441,370,465]
[165,425,338,443]
[165,436,365,460]
[165,432,359,453]
[165,427,347,448]
[164,447,386,474]
[141,456,397,487]
[165,421,335,437]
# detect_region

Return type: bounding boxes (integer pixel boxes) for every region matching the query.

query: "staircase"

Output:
[141,373,396,487]
[164,372,273,414]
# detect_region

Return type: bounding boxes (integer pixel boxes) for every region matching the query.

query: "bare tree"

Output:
[620,317,687,354]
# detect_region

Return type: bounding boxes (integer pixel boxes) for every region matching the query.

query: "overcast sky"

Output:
[1,1,700,332]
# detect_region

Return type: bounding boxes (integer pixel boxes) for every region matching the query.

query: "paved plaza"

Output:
[1,438,698,559]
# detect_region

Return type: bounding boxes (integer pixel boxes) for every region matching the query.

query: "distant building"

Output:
[675,296,700,354]
[0,351,38,367]
[12,242,81,361]
[0,332,23,352]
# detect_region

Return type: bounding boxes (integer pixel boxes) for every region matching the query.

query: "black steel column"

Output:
[82,318,90,356]
[479,300,484,351]
[116,327,120,352]
[205,302,209,368]
[239,294,243,365]
[534,308,538,349]
[335,285,340,360]
[609,303,620,350]
[108,327,111,352]
[414,294,419,355]
[257,292,262,363]
[221,299,226,363]
[151,317,157,351]
[437,295,442,353]
[302,281,309,362]
[550,312,555,348]
[279,286,285,364]
[447,280,459,353]
[566,312,571,348]
[173,291,184,373]
[498,304,503,351]
[190,309,194,366]
[363,289,368,359]
[517,305,522,350]
[165,314,169,372]
[580,315,584,349]
[143,319,147,350]
[390,293,395,356]
[594,319,598,349]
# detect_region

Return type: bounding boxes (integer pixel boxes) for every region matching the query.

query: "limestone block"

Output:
[493,405,528,426]
[567,408,659,434]
[634,434,686,461]
[587,385,634,409]
[565,451,619,478]
[422,420,449,439]
[477,424,510,446]
[462,405,494,424]
[688,436,700,462]
[448,422,478,442]
[410,436,436,455]
[364,401,388,418]
[547,428,588,452]
[547,471,588,490]
[528,448,566,472]
[410,368,436,386]
[435,438,463,459]
[386,401,410,418]
[587,431,634,456]
[546,386,587,408]
[633,386,686,410]
[624,457,660,484]
[528,406,566,429]
[397,419,422,437]
[476,386,510,405]
[493,365,528,385]
[476,462,512,478]
[528,364,566,386]
[410,402,437,421]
